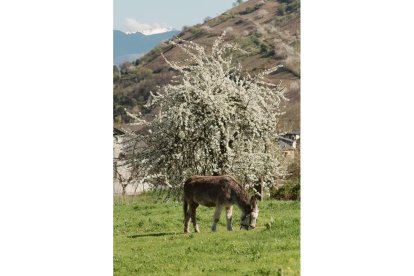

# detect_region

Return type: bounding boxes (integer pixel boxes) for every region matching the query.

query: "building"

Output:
[278,130,300,160]
[113,125,148,195]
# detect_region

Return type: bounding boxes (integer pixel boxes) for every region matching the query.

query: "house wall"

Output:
[283,150,295,160]
[113,136,147,195]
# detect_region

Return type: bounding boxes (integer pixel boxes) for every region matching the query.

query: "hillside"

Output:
[113,0,300,131]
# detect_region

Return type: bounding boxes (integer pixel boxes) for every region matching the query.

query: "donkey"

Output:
[183,175,259,233]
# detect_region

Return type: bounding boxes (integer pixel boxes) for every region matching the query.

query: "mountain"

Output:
[113,30,179,66]
[114,0,300,131]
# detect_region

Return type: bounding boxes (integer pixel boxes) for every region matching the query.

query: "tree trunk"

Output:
[122,184,127,202]
[254,179,263,201]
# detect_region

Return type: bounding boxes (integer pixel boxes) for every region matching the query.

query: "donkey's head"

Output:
[240,195,259,230]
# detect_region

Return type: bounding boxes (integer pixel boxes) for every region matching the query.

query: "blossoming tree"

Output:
[129,32,288,192]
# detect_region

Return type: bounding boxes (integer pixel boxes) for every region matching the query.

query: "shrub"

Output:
[234,36,260,55]
[203,16,212,23]
[270,179,300,200]
[286,0,300,13]
[277,0,299,14]
[266,49,276,57]
[189,26,207,36]
[113,104,130,123]
[208,13,235,27]
[135,67,153,82]
[260,43,270,55]
[232,0,244,7]
[239,3,264,15]
[141,46,163,63]
[277,5,286,16]
[113,65,121,81]
[235,18,244,25]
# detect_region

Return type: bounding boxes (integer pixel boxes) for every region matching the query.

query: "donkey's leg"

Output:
[190,203,200,233]
[183,201,191,233]
[211,206,222,232]
[225,206,233,231]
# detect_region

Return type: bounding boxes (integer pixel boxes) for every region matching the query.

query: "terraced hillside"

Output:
[114,0,300,131]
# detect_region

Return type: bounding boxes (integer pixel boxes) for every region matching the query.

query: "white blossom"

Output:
[129,32,288,188]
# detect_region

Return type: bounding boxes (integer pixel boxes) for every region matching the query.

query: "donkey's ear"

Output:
[250,195,257,207]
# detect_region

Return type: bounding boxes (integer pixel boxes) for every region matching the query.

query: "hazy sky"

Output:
[114,0,236,32]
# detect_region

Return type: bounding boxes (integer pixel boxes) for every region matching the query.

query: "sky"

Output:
[114,0,236,33]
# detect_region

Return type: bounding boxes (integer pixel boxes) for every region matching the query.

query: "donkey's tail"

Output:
[183,200,188,221]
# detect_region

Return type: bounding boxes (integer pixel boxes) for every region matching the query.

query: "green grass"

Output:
[114,192,300,275]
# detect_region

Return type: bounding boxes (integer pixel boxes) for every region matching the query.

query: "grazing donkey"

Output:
[183,175,259,233]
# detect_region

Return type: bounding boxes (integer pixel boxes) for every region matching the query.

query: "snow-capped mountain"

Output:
[126,27,173,36]
[113,29,179,66]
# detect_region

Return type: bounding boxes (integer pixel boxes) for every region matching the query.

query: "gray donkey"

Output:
[183,175,259,233]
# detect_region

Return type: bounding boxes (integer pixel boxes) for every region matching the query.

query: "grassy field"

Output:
[114,192,300,275]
